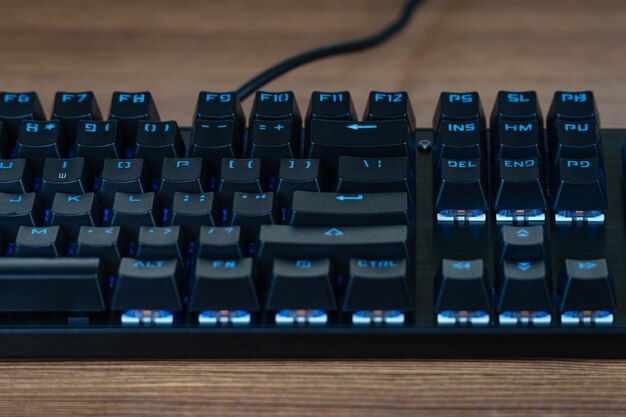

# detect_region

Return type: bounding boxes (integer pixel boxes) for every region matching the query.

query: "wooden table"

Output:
[2,0,626,415]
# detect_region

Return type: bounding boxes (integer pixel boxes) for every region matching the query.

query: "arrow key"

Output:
[435,259,491,326]
[559,258,616,326]
[498,225,547,263]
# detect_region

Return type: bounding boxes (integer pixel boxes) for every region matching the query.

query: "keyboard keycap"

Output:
[15,120,65,174]
[547,91,599,130]
[276,158,323,207]
[498,225,547,262]
[134,121,185,175]
[551,120,602,162]
[433,92,484,134]
[0,158,32,193]
[337,156,412,196]
[39,158,92,206]
[49,192,101,240]
[265,258,336,311]
[0,192,43,239]
[74,120,122,172]
[497,260,551,314]
[197,226,245,259]
[99,158,151,207]
[247,120,297,174]
[559,259,616,313]
[434,158,488,215]
[230,192,276,236]
[194,91,245,135]
[169,192,218,239]
[109,91,160,146]
[14,225,67,257]
[0,257,105,312]
[75,226,127,274]
[188,120,240,177]
[135,226,186,263]
[257,225,410,270]
[0,92,45,144]
[492,120,543,160]
[250,91,302,128]
[435,259,491,323]
[217,158,263,208]
[110,192,159,239]
[363,91,415,131]
[52,91,102,139]
[158,157,207,204]
[111,258,183,311]
[433,120,484,165]
[490,91,542,125]
[492,157,547,214]
[289,191,409,226]
[551,158,607,213]
[306,91,357,125]
[343,259,412,312]
[188,258,259,312]
[306,119,412,172]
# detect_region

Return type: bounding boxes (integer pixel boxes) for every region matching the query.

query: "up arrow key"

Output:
[323,228,344,236]
[516,229,530,238]
[346,123,377,131]
[517,262,531,271]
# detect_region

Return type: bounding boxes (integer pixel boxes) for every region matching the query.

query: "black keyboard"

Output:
[0,89,623,358]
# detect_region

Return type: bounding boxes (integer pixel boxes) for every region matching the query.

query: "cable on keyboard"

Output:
[235,0,424,100]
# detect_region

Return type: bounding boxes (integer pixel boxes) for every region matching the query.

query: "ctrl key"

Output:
[559,259,616,326]
[110,258,183,325]
[188,258,259,326]
[435,259,491,326]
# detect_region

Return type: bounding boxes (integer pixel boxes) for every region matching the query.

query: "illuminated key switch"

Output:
[493,157,547,223]
[552,158,607,223]
[435,259,491,326]
[434,158,488,223]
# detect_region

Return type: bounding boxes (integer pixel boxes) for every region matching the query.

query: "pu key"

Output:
[551,120,602,163]
[363,91,415,131]
[52,91,102,139]
[74,120,122,172]
[0,92,45,144]
[49,192,102,240]
[109,91,160,146]
[14,225,67,257]
[134,120,185,175]
[98,158,151,208]
[0,159,32,194]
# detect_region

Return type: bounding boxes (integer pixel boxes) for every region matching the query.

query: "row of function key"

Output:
[433,91,607,223]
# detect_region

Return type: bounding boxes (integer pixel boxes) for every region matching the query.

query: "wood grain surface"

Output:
[2,0,626,415]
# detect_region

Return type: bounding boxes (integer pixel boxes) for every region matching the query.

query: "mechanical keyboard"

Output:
[0,89,624,358]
